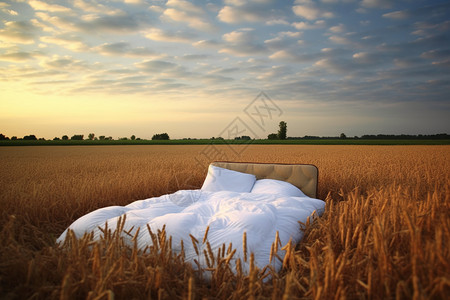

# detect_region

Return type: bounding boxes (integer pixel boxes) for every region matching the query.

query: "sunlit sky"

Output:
[1,0,449,140]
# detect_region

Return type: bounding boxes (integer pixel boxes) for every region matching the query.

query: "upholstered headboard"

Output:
[211,161,318,198]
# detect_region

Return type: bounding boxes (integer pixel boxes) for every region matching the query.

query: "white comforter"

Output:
[57,190,325,273]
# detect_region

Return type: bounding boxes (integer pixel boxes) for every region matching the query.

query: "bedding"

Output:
[57,189,325,274]
[251,179,307,198]
[201,165,256,193]
[57,163,325,275]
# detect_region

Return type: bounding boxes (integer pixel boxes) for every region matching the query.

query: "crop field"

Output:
[0,145,449,299]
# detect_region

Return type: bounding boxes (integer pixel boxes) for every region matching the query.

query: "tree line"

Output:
[0,133,170,141]
[1,126,449,142]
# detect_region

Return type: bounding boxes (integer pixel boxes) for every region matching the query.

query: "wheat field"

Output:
[0,145,449,299]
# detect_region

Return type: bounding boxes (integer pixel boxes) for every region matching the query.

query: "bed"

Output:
[57,162,324,275]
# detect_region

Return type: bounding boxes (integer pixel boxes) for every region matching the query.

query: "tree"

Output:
[234,135,251,140]
[152,133,170,140]
[0,133,8,140]
[277,121,287,140]
[99,136,105,140]
[71,134,84,140]
[267,133,278,140]
[88,133,95,140]
[130,135,136,140]
[340,133,347,139]
[62,135,69,140]
[23,135,37,140]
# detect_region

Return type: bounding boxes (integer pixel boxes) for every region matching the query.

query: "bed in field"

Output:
[57,162,325,274]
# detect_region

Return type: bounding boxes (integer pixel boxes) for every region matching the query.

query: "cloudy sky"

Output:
[1,0,449,139]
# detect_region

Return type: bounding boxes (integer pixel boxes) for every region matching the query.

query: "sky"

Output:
[0,0,449,140]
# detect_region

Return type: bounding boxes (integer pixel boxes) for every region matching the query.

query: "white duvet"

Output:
[57,189,325,274]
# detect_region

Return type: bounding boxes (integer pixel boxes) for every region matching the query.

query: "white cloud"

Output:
[40,34,88,52]
[0,21,38,44]
[224,0,247,6]
[29,0,72,13]
[361,0,393,9]
[383,10,410,20]
[35,13,77,32]
[220,29,266,56]
[192,39,222,49]
[313,57,353,74]
[353,52,373,64]
[0,51,40,62]
[329,35,351,45]
[218,5,265,23]
[40,55,90,71]
[2,8,18,15]
[292,20,326,30]
[162,0,214,31]
[292,0,334,20]
[329,23,345,33]
[280,31,302,38]
[30,18,55,33]
[269,49,320,62]
[76,12,148,33]
[166,0,204,14]
[292,5,320,20]
[93,42,160,58]
[162,8,211,31]
[145,28,196,43]
[73,0,119,14]
[149,5,164,13]
[124,0,146,4]
[266,19,289,26]
[136,60,178,72]
[265,31,302,50]
[223,29,252,43]
[269,50,297,60]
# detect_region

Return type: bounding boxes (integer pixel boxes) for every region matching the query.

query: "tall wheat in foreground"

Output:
[0,145,449,299]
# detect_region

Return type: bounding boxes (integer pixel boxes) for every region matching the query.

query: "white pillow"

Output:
[201,165,256,193]
[250,179,307,197]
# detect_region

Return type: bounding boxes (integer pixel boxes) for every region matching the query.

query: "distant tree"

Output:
[11,136,17,140]
[99,136,105,140]
[62,135,69,140]
[71,134,84,140]
[340,133,347,139]
[152,133,170,140]
[88,133,95,140]
[0,133,8,140]
[267,133,278,140]
[23,135,37,140]
[277,121,287,140]
[131,135,136,140]
[53,137,60,141]
[235,135,251,140]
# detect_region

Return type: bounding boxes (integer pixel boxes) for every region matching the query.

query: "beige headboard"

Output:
[211,161,318,198]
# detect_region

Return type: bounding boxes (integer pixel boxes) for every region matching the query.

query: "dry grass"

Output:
[0,145,449,299]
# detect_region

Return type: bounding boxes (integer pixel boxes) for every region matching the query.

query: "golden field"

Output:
[0,145,449,299]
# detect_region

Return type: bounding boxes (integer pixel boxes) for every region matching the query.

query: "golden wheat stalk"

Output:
[243,231,248,263]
